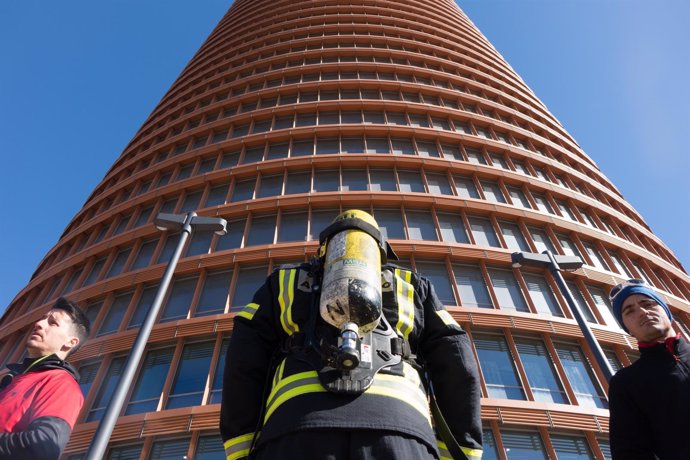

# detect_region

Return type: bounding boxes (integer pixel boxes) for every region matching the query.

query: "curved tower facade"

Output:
[2,0,689,458]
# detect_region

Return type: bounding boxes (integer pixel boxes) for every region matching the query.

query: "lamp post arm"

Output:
[85,212,196,460]
[544,251,615,383]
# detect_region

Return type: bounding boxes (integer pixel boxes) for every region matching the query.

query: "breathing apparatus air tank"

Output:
[318,210,384,370]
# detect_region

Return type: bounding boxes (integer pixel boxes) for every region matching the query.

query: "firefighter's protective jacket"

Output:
[220,263,483,459]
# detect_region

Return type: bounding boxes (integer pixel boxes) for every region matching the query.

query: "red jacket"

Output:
[0,354,83,459]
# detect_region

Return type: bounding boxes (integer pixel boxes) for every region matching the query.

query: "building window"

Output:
[415,261,455,306]
[425,172,452,195]
[454,176,480,199]
[482,429,500,460]
[441,143,463,161]
[501,431,547,459]
[489,269,528,312]
[309,209,339,241]
[209,339,230,404]
[195,435,225,459]
[481,181,506,203]
[587,285,619,328]
[313,169,340,192]
[83,257,106,286]
[582,242,609,271]
[599,439,612,460]
[106,248,132,278]
[453,264,492,308]
[529,227,556,253]
[148,438,190,460]
[417,141,440,157]
[97,292,132,336]
[257,175,283,198]
[465,148,486,165]
[556,234,581,259]
[195,270,231,317]
[398,170,425,193]
[473,333,525,400]
[499,221,529,252]
[468,216,500,248]
[556,200,576,221]
[515,338,568,404]
[532,193,554,214]
[77,361,100,399]
[125,347,174,415]
[565,281,596,322]
[157,232,181,264]
[128,285,157,329]
[507,186,531,209]
[161,277,197,322]
[187,231,214,257]
[369,169,397,191]
[372,209,404,240]
[216,218,246,251]
[205,183,228,207]
[285,171,311,194]
[180,191,203,213]
[406,209,437,241]
[230,266,267,310]
[607,251,632,278]
[523,273,562,317]
[230,178,256,202]
[106,444,144,460]
[341,168,368,191]
[278,211,309,242]
[166,341,215,409]
[437,212,469,244]
[555,343,607,409]
[87,357,125,422]
[246,214,276,246]
[131,239,158,270]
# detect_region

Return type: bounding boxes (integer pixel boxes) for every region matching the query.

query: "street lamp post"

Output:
[85,212,227,460]
[511,250,615,383]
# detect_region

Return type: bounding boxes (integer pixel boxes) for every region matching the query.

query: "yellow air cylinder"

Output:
[319,210,383,335]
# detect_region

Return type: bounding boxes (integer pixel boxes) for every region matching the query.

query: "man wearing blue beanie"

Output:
[608,280,689,459]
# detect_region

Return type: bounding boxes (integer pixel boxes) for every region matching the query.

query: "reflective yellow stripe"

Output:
[461,446,483,459]
[394,269,415,339]
[278,269,299,335]
[264,364,429,425]
[437,440,452,460]
[436,309,459,327]
[236,302,259,321]
[272,358,286,389]
[224,433,254,460]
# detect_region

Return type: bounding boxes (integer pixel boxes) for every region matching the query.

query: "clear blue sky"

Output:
[1,1,688,312]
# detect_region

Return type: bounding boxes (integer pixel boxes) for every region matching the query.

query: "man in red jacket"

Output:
[0,297,90,460]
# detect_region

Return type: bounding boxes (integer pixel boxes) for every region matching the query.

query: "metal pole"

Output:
[543,251,615,383]
[85,212,196,460]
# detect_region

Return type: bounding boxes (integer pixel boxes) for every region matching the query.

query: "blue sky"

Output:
[1,1,688,312]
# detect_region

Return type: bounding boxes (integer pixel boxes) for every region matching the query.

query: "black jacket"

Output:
[609,336,690,459]
[220,263,482,459]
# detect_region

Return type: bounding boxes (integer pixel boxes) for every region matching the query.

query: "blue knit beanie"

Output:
[612,285,672,333]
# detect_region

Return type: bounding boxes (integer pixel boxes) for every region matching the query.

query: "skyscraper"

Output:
[1,0,689,457]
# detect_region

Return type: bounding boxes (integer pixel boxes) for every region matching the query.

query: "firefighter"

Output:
[220,210,482,459]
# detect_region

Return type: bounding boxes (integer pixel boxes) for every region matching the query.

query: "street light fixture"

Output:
[511,250,615,383]
[85,212,227,460]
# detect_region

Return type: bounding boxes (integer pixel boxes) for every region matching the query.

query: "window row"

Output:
[34,203,684,315]
[78,337,229,423]
[473,331,609,409]
[66,251,627,341]
[482,426,611,460]
[152,19,560,142]
[67,433,224,460]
